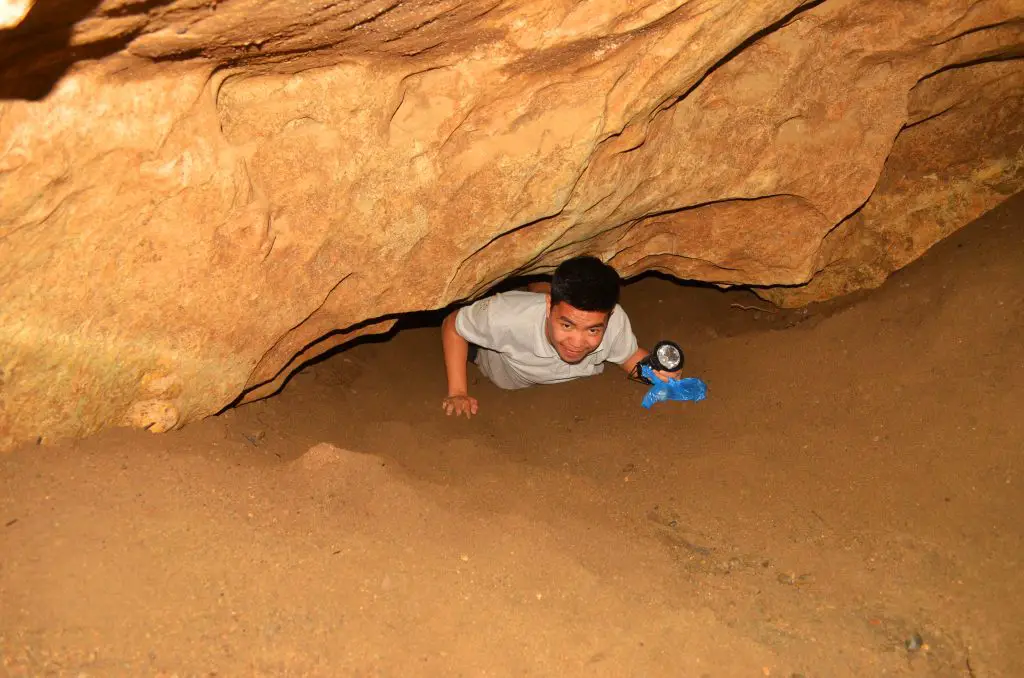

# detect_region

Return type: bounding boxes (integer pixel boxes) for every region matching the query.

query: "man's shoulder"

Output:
[609,303,632,327]
[457,290,546,339]
[496,290,547,304]
[474,290,546,315]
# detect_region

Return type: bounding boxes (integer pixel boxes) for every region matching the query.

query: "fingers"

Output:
[442,396,478,418]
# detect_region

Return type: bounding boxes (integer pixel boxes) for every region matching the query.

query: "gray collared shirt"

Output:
[454,291,638,390]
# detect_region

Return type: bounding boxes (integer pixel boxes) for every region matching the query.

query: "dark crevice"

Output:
[637,192,827,224]
[931,17,1024,47]
[818,188,871,247]
[223,303,464,409]
[904,102,960,130]
[343,0,403,32]
[382,12,443,42]
[917,51,1024,83]
[224,272,357,411]
[400,41,444,57]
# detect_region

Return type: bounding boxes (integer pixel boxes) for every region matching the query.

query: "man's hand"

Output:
[620,347,682,383]
[652,367,683,383]
[443,394,479,417]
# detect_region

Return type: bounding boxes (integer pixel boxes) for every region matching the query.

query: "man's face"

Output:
[545,301,611,364]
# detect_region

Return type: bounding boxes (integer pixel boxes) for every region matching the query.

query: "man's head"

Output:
[545,256,621,364]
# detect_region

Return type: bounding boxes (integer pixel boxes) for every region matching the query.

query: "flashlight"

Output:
[649,340,683,373]
[631,340,685,385]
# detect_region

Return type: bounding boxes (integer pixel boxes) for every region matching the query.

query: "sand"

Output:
[2,193,1022,677]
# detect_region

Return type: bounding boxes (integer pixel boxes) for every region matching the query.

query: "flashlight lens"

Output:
[655,343,681,370]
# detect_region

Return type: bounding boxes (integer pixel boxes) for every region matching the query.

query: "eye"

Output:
[589,327,603,335]
[561,323,572,330]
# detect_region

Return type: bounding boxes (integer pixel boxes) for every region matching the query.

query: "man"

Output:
[440,255,681,417]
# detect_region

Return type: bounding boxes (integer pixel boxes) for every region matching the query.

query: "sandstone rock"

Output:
[1,0,1022,449]
[761,58,1024,306]
[124,399,180,434]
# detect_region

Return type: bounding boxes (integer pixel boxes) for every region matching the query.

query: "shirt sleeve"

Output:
[603,306,640,364]
[454,296,501,348]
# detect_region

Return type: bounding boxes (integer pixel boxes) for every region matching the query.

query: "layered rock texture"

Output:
[1,0,1022,448]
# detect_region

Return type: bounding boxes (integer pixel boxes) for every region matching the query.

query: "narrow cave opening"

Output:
[245,270,837,410]
[217,193,1023,465]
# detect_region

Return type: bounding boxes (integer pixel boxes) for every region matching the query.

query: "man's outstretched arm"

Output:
[441,310,479,417]
[619,348,646,377]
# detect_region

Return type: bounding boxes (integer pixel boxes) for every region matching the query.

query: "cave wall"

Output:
[0,0,1022,449]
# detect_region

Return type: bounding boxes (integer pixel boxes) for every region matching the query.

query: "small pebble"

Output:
[906,633,924,651]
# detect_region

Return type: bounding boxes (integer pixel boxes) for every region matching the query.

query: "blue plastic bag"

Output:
[640,364,708,409]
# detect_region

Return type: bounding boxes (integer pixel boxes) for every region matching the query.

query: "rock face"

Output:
[1,0,1022,449]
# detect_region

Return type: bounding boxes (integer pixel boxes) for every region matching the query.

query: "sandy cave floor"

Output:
[2,193,1023,678]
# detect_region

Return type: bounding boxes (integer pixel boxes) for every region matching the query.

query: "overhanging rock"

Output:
[1,0,1022,449]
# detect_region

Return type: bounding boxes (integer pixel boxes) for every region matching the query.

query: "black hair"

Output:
[550,256,621,312]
